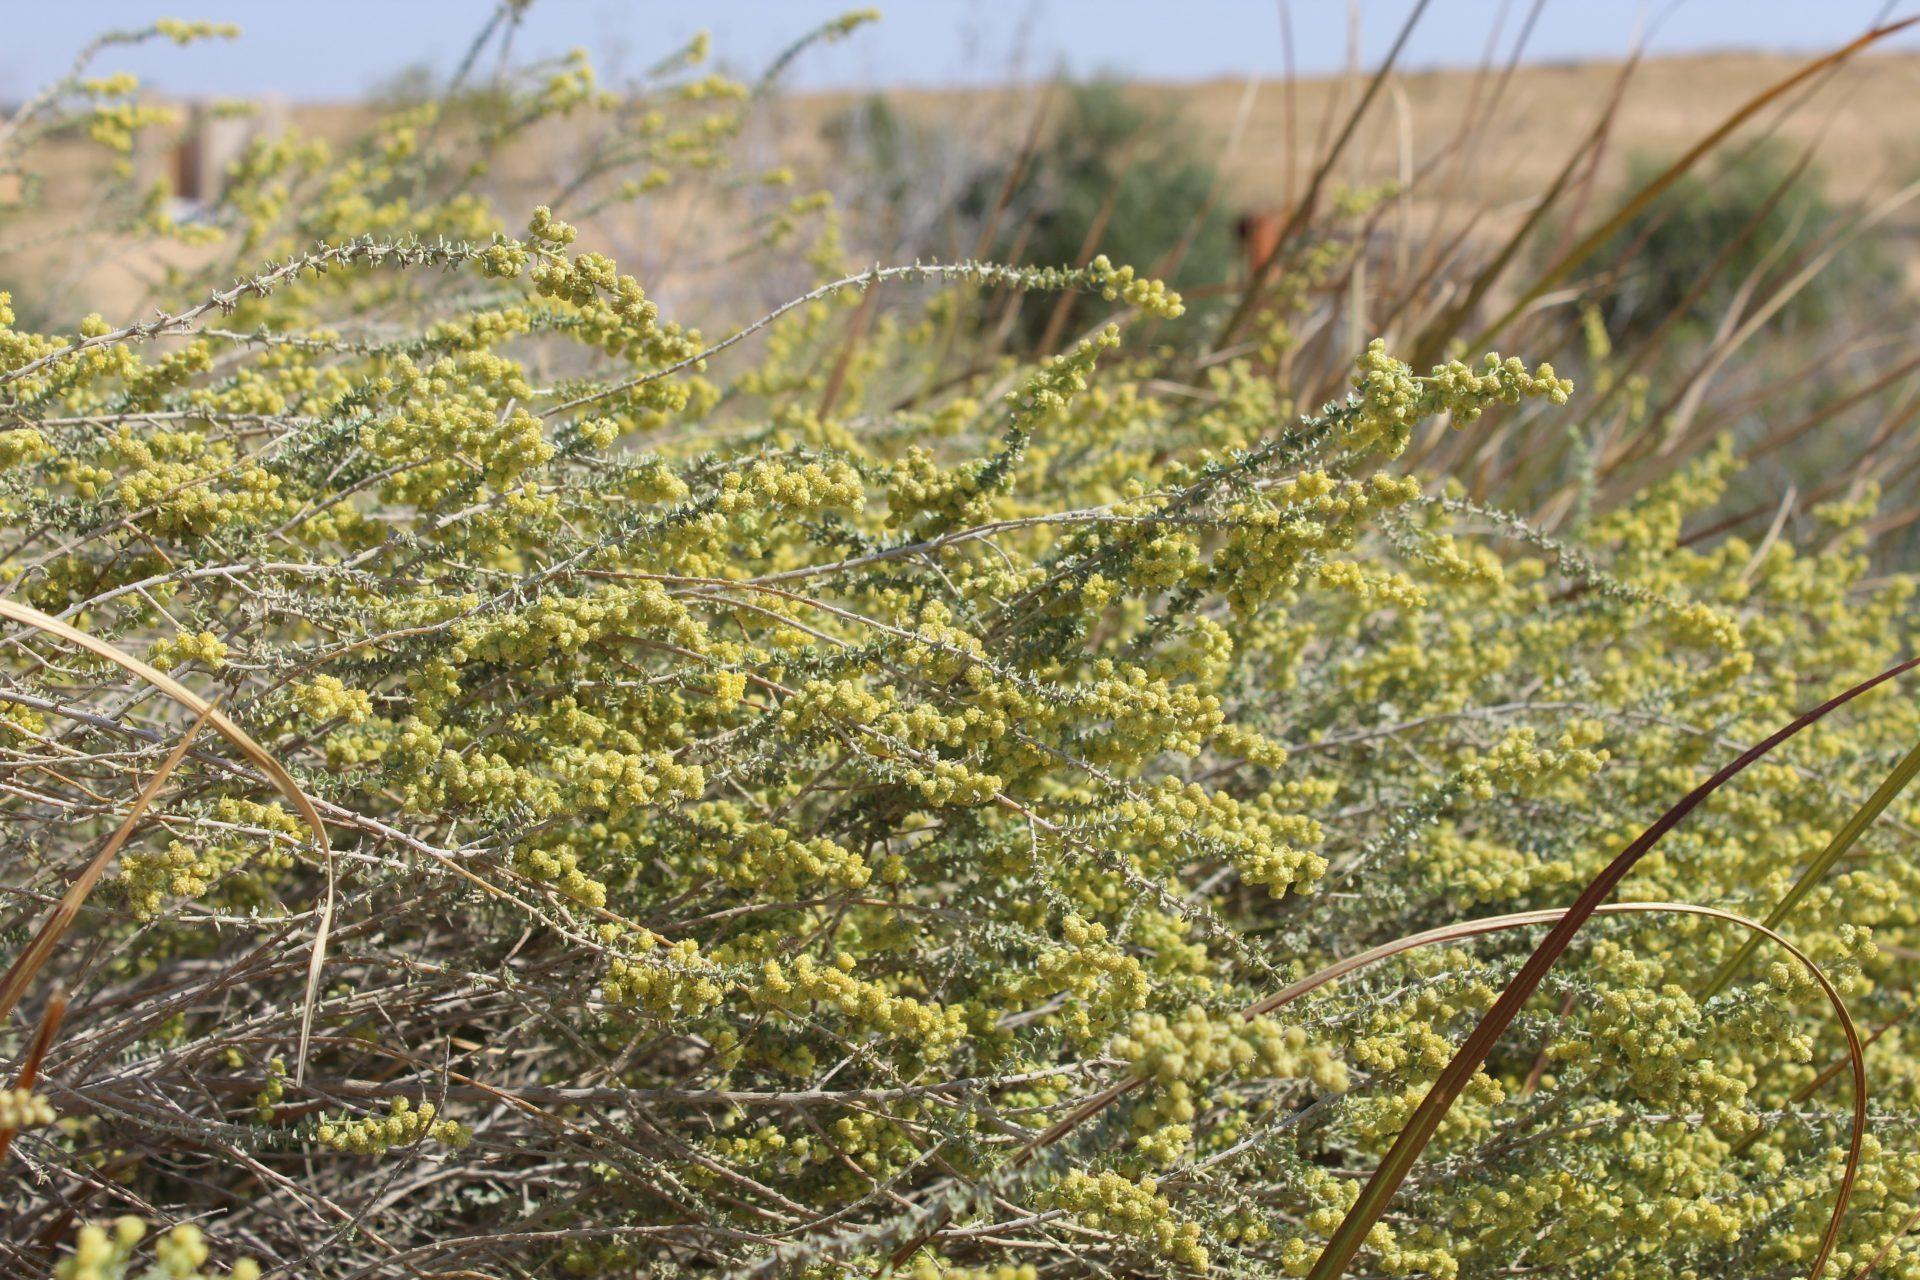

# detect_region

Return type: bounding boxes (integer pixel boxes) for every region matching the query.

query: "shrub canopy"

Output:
[2,15,1920,1280]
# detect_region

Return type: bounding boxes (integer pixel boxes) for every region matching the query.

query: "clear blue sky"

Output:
[3,1,1917,100]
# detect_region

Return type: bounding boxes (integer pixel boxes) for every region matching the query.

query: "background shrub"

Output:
[1580,140,1892,344]
[963,79,1238,348]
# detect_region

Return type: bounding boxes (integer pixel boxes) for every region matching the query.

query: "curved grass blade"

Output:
[0,987,66,1163]
[1731,1007,1909,1161]
[887,890,1874,1275]
[1251,900,1865,1280]
[1704,736,1920,998]
[1301,652,1920,1280]
[0,701,214,1028]
[0,598,332,1081]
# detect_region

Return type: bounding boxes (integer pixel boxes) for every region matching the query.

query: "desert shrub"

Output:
[964,79,1237,348]
[1,13,1919,1280]
[1578,141,1892,345]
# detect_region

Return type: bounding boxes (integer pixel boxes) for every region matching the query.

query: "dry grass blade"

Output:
[1704,736,1920,998]
[1490,141,1815,504]
[1300,901,1866,1269]
[0,598,332,1080]
[1210,0,1433,350]
[1300,652,1920,1280]
[1036,139,1137,357]
[1743,347,1920,466]
[1246,901,1865,1278]
[1465,17,1919,355]
[0,987,66,1163]
[1609,175,1920,489]
[1862,1200,1920,1277]
[816,269,880,419]
[916,79,1058,395]
[0,701,214,1027]
[1406,49,1637,370]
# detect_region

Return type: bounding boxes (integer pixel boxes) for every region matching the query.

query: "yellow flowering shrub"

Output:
[2,11,1918,1280]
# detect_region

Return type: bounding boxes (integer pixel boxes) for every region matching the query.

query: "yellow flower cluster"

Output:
[315,1096,470,1155]
[1113,1004,1347,1091]
[905,1260,1037,1280]
[54,1219,256,1280]
[755,952,969,1058]
[0,1086,56,1130]
[1048,1169,1210,1270]
[1349,338,1572,454]
[119,840,243,918]
[293,673,374,725]
[146,630,228,672]
[1087,254,1187,318]
[1211,472,1425,613]
[604,933,724,1017]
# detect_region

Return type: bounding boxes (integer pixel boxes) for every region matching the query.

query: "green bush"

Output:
[1,15,1918,1280]
[1582,141,1891,344]
[965,79,1238,347]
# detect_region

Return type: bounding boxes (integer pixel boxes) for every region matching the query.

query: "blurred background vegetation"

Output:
[13,25,1920,552]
